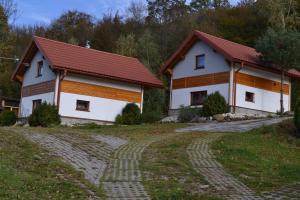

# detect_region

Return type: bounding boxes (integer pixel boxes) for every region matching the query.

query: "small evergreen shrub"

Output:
[294,100,300,134]
[141,111,162,123]
[115,103,141,125]
[0,111,17,126]
[202,92,227,117]
[28,102,61,127]
[178,106,202,123]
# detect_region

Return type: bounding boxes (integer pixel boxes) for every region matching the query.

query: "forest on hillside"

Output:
[1,0,300,115]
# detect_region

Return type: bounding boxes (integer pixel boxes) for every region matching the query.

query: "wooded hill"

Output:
[1,0,300,114]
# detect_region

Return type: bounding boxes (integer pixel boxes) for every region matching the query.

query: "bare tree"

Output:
[0,0,18,22]
[127,0,146,23]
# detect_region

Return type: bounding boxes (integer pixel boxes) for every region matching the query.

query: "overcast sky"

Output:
[14,0,239,26]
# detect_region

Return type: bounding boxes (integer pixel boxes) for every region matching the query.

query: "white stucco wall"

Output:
[171,84,229,109]
[20,92,55,117]
[172,41,230,79]
[59,93,140,122]
[59,73,142,122]
[236,84,289,113]
[23,51,56,87]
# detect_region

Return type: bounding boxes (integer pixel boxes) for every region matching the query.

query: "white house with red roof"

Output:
[162,31,300,115]
[13,36,162,124]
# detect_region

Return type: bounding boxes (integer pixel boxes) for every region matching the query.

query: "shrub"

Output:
[202,92,227,117]
[115,103,141,125]
[141,110,162,123]
[294,100,300,134]
[0,111,17,126]
[28,102,61,127]
[178,106,202,123]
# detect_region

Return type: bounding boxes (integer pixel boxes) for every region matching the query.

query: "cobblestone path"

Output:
[187,135,263,200]
[101,134,180,200]
[24,133,107,186]
[177,117,290,133]
[262,182,300,200]
[92,135,128,150]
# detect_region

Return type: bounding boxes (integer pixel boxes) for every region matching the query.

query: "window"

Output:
[32,99,42,111]
[245,92,255,103]
[195,54,205,69]
[191,91,207,106]
[37,61,43,77]
[76,100,90,112]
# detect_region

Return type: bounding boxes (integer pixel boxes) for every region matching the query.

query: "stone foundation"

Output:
[61,117,114,126]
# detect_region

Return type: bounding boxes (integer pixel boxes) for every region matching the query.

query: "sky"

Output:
[13,0,238,26]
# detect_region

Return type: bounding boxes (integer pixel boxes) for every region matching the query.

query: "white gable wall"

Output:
[59,73,142,123]
[171,41,230,109]
[173,41,229,79]
[23,51,56,87]
[20,51,57,117]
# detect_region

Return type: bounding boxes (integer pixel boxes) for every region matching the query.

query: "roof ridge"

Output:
[33,36,139,61]
[195,30,256,51]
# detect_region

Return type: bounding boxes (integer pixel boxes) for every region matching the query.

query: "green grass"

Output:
[0,128,92,199]
[212,120,300,193]
[141,133,223,200]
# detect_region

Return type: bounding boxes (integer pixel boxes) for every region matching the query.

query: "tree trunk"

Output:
[280,68,284,115]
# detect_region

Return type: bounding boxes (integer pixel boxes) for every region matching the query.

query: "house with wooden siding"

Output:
[12,36,162,124]
[162,31,300,115]
[0,96,19,114]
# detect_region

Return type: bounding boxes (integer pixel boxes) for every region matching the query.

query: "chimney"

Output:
[85,40,91,49]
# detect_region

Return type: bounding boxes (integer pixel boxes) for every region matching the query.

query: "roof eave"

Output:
[53,65,164,88]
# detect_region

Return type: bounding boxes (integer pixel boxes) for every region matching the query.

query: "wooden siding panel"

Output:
[61,80,141,103]
[22,80,56,97]
[172,72,229,89]
[236,72,289,95]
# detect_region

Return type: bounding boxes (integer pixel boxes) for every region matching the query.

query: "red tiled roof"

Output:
[13,36,163,87]
[162,31,300,78]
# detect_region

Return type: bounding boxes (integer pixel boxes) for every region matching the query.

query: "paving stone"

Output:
[92,135,128,150]
[187,135,263,200]
[24,133,106,186]
[102,134,179,199]
[262,182,300,200]
[177,117,291,133]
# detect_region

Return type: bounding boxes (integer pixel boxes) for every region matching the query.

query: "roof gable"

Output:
[13,37,163,87]
[162,31,300,78]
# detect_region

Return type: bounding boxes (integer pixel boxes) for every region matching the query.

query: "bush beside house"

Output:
[202,92,228,117]
[28,102,61,127]
[0,111,17,126]
[116,103,141,125]
[178,106,202,123]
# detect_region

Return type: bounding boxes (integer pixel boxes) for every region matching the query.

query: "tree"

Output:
[92,12,122,52]
[256,29,300,114]
[212,0,230,8]
[115,33,138,57]
[0,5,19,98]
[46,11,94,46]
[257,0,300,30]
[190,0,211,12]
[137,30,162,75]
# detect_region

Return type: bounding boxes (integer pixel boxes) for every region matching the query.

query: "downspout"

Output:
[57,69,67,112]
[140,86,144,113]
[233,62,244,113]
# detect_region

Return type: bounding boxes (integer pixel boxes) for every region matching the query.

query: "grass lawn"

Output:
[212,120,300,193]
[0,128,93,199]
